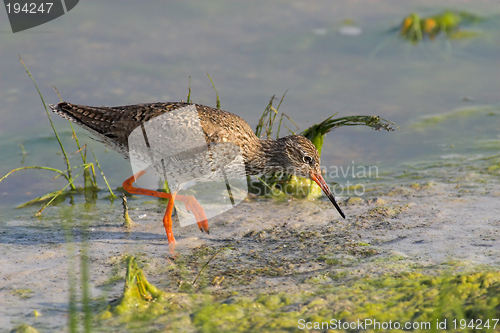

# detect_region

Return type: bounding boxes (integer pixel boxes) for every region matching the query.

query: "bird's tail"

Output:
[48,101,114,134]
[49,102,83,124]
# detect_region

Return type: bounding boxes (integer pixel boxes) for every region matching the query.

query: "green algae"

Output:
[189,270,500,332]
[252,94,397,201]
[397,152,500,179]
[9,324,40,333]
[97,257,212,332]
[367,204,409,219]
[316,255,343,266]
[98,256,171,322]
[283,175,323,200]
[97,254,500,332]
[344,197,364,206]
[11,289,34,299]
[410,106,500,130]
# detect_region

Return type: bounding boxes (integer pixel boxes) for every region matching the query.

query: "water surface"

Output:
[0,0,498,214]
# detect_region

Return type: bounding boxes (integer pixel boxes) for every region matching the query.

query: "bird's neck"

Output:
[245,138,287,175]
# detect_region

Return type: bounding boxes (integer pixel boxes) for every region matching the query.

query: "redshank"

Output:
[49,102,345,243]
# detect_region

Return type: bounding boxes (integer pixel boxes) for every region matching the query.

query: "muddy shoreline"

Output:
[1,156,499,332]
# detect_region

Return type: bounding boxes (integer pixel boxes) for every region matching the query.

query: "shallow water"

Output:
[1,1,499,213]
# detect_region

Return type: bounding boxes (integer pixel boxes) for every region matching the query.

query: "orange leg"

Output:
[180,195,209,234]
[163,191,177,243]
[122,171,209,243]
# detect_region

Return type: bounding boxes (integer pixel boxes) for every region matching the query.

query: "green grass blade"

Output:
[276,113,284,139]
[1,166,69,184]
[61,209,79,333]
[261,95,275,138]
[50,163,93,181]
[19,144,27,165]
[16,190,67,208]
[275,90,288,113]
[80,218,92,333]
[192,247,227,286]
[35,165,91,216]
[53,86,88,166]
[19,55,75,190]
[82,145,96,190]
[276,112,298,139]
[207,73,220,109]
[256,176,274,192]
[55,86,99,187]
[255,96,274,138]
[186,76,192,103]
[91,149,117,198]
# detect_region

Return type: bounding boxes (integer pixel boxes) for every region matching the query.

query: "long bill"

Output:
[310,172,346,219]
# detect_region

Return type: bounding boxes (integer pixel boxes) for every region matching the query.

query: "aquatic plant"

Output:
[97,258,500,332]
[0,57,117,215]
[400,10,485,42]
[98,256,168,322]
[251,93,399,200]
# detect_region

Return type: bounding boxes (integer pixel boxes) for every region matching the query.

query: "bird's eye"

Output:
[303,155,314,165]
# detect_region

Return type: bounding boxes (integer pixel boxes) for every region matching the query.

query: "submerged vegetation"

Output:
[4,53,498,333]
[99,257,169,322]
[410,105,500,130]
[0,64,398,214]
[0,57,117,215]
[250,93,399,200]
[94,257,500,332]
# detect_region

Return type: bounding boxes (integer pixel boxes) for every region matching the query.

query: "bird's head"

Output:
[279,135,345,219]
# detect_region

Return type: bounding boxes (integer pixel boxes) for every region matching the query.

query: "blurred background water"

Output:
[0,0,498,215]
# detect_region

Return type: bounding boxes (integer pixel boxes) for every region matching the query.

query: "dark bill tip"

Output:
[311,173,346,219]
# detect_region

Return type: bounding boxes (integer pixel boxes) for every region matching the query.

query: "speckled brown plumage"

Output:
[49,101,345,219]
[51,102,310,177]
